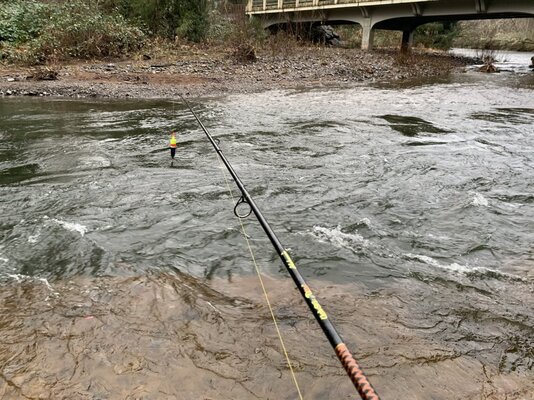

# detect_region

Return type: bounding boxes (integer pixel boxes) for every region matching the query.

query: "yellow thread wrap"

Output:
[281,250,297,269]
[301,284,328,320]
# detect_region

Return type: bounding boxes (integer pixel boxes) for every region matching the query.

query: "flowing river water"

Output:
[1,52,533,399]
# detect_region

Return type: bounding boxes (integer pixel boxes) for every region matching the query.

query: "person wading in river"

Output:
[169,132,177,162]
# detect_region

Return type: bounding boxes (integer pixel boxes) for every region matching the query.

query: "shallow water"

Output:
[1,57,533,399]
[451,48,534,74]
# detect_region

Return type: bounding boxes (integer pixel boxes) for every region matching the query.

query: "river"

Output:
[0,52,533,399]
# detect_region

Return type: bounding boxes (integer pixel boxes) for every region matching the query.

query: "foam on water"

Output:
[311,225,369,250]
[28,233,40,243]
[404,253,525,281]
[471,192,489,207]
[49,217,88,237]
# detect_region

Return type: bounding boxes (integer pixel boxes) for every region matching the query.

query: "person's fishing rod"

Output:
[180,95,380,400]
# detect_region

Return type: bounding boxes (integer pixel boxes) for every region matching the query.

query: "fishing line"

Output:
[180,95,380,400]
[215,154,304,400]
[170,102,302,397]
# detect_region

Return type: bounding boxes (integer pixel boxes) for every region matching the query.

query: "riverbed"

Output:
[0,53,533,399]
[0,47,471,99]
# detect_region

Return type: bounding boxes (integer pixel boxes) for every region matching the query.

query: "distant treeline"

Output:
[454,19,534,51]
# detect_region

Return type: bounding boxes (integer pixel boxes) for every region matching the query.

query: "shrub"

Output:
[206,9,235,43]
[0,0,145,64]
[175,13,207,43]
[0,0,51,43]
[414,22,458,50]
[37,3,144,59]
[118,0,210,42]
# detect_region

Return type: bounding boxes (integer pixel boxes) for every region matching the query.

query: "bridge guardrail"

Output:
[248,0,417,12]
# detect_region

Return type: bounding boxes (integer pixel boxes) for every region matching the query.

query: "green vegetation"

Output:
[0,0,145,64]
[414,22,458,50]
[116,0,210,41]
[0,0,226,64]
[0,0,49,44]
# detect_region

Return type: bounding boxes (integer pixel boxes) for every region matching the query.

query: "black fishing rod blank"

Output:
[181,96,380,400]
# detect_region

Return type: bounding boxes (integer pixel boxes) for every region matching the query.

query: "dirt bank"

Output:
[0,46,471,99]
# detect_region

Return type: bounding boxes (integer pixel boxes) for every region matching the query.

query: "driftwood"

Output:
[27,67,59,81]
[479,64,499,73]
[479,55,499,73]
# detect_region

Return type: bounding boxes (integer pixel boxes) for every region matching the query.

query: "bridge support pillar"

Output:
[361,19,375,51]
[401,30,414,53]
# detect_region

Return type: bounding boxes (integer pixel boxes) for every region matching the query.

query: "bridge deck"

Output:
[247,0,534,50]
[247,0,435,14]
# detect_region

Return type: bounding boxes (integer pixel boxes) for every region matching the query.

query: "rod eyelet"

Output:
[234,196,252,219]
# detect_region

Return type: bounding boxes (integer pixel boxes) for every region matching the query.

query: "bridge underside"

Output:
[248,0,534,51]
[374,12,533,30]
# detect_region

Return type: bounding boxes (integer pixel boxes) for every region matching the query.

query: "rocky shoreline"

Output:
[0,47,472,99]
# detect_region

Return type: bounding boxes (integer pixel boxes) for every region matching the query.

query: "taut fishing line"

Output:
[180,95,380,400]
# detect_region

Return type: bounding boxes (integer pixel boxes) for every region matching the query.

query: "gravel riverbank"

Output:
[0,46,471,98]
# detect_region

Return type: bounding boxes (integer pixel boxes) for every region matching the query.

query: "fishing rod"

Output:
[181,95,380,400]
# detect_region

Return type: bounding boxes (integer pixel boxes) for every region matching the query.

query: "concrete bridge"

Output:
[246,0,534,50]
